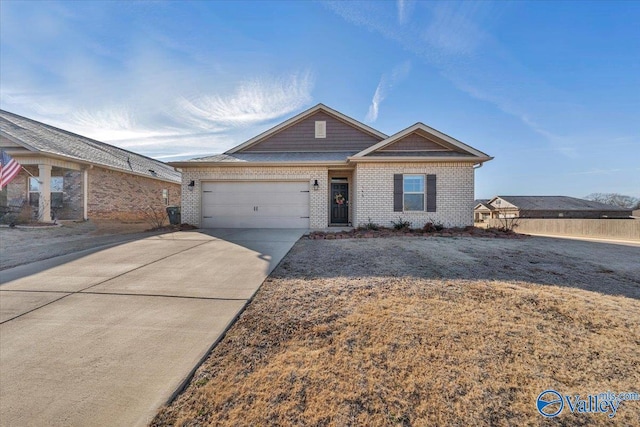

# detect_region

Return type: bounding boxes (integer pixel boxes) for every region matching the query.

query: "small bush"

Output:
[391,217,411,231]
[363,218,380,231]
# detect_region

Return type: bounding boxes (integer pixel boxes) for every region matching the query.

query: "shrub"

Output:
[391,217,411,231]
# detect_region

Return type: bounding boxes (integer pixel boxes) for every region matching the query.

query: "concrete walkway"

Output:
[0,228,304,427]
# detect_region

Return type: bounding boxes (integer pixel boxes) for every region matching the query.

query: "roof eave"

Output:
[348,155,493,164]
[169,160,350,168]
[353,122,491,159]
[7,150,181,184]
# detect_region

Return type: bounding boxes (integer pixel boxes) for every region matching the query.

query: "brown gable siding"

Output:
[380,132,455,152]
[242,111,382,152]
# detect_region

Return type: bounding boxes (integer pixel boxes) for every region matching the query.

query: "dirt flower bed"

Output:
[152,237,640,426]
[308,226,525,240]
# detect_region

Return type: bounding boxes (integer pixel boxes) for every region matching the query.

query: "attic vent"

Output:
[148,169,157,177]
[315,121,326,139]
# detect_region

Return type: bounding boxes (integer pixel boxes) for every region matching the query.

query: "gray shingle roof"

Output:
[474,199,493,210]
[495,196,631,212]
[366,151,476,157]
[187,152,358,163]
[0,110,180,183]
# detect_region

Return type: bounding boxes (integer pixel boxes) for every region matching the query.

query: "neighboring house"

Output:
[480,196,632,219]
[0,110,181,222]
[170,104,493,229]
[473,199,494,222]
[633,209,640,219]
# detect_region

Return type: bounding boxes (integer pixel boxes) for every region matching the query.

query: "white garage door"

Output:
[201,181,310,228]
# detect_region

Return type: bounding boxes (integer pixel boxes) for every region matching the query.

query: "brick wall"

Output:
[87,167,181,221]
[180,166,329,228]
[353,162,475,228]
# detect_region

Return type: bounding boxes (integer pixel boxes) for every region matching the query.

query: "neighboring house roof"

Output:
[489,196,631,212]
[170,104,492,168]
[474,199,494,210]
[0,110,180,183]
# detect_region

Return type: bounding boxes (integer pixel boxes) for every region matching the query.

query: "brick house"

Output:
[0,110,181,222]
[170,104,492,229]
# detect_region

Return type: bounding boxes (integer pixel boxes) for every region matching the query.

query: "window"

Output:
[403,175,424,211]
[315,121,326,138]
[162,189,169,206]
[29,177,64,208]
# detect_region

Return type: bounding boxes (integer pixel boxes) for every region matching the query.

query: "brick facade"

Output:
[87,167,181,221]
[2,165,180,222]
[180,162,475,229]
[353,162,475,228]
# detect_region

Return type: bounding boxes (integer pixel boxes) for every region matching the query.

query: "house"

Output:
[480,195,632,219]
[170,104,493,229]
[0,110,181,222]
[473,199,494,222]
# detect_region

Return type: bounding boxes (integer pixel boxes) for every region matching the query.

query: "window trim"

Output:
[402,174,425,211]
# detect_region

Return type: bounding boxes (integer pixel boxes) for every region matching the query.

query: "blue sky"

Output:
[1,1,638,198]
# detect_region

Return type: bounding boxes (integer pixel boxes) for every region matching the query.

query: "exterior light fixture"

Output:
[313,179,319,191]
[188,180,195,191]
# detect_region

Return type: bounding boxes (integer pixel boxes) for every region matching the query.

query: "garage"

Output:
[201,181,310,228]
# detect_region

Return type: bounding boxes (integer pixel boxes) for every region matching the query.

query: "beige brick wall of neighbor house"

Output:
[180,166,329,228]
[87,167,181,221]
[354,162,475,228]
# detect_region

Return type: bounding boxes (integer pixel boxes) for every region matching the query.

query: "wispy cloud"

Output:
[177,71,314,128]
[397,0,413,25]
[366,61,411,122]
[1,70,315,159]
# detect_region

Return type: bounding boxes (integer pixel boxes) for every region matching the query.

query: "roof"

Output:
[490,196,632,212]
[474,199,493,210]
[351,122,492,163]
[0,110,180,183]
[226,104,388,154]
[186,152,359,163]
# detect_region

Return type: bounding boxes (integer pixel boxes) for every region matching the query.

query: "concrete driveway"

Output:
[0,228,304,427]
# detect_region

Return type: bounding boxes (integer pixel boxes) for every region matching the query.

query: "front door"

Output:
[331,182,348,224]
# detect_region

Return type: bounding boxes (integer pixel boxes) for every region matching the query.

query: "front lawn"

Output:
[152,237,640,426]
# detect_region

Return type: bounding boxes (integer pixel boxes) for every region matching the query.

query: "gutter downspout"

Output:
[83,169,88,220]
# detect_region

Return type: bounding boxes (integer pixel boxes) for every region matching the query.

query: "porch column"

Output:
[38,164,52,222]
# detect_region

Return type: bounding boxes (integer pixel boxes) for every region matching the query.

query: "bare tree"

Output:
[584,193,640,209]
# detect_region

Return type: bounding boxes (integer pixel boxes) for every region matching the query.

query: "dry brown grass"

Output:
[152,238,640,426]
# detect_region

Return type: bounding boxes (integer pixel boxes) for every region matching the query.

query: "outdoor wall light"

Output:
[313,179,319,190]
[188,180,195,191]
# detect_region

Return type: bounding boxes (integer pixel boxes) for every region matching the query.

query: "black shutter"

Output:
[393,174,403,212]
[426,174,436,212]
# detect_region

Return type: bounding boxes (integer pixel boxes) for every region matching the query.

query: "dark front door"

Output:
[331,183,348,224]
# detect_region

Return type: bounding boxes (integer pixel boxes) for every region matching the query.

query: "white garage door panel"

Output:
[202,181,310,228]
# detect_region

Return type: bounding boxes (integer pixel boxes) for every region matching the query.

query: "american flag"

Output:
[1,150,22,189]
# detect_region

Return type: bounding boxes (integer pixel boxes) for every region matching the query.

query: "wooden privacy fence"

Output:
[483,218,640,241]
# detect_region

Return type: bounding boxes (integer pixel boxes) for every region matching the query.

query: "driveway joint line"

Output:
[0,288,248,301]
[0,240,213,324]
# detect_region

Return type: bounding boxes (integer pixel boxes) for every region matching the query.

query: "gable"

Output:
[379,131,462,153]
[352,123,492,163]
[489,197,518,209]
[238,111,384,153]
